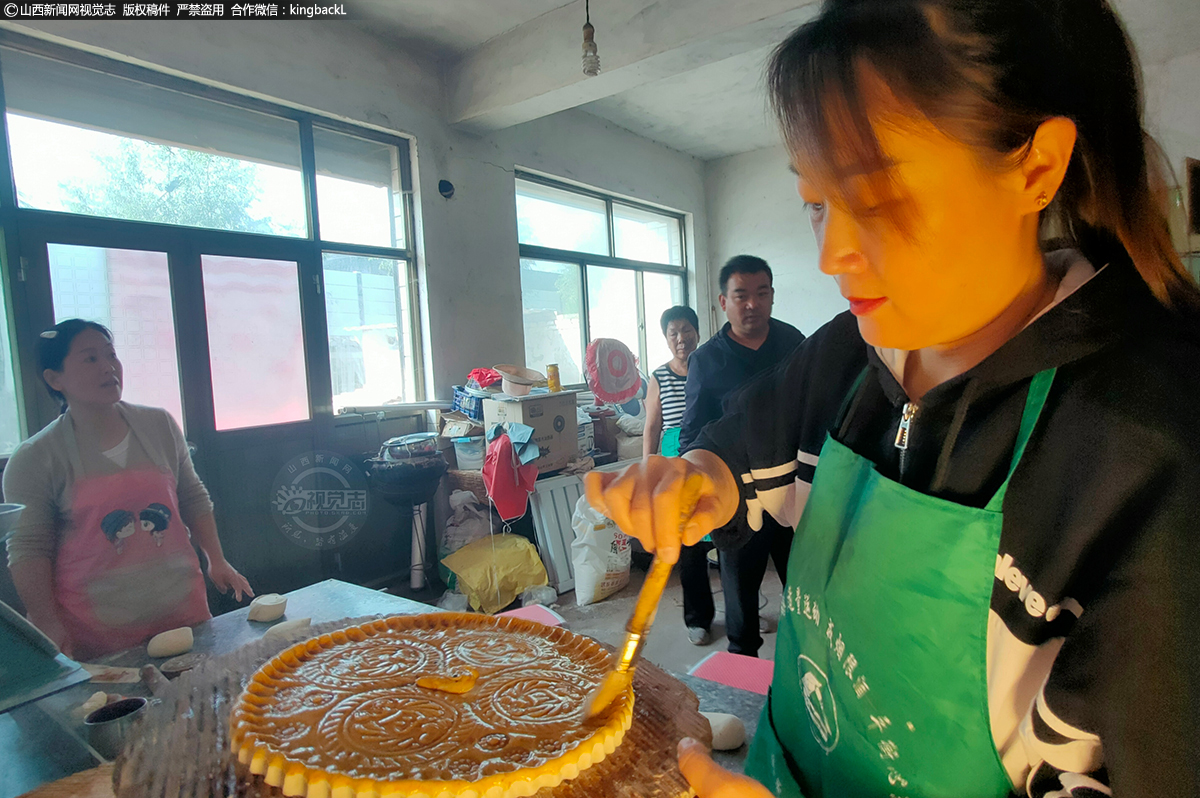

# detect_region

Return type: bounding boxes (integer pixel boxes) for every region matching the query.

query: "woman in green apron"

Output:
[586,1,1200,796]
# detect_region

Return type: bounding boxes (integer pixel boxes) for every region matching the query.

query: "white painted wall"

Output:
[1145,50,1200,255]
[704,145,845,337]
[1146,51,1200,180]
[3,21,710,399]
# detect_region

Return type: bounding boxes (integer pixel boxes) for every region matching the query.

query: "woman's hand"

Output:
[207,558,254,601]
[584,451,738,564]
[678,738,775,797]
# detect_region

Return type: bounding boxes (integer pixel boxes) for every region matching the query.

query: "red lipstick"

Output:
[848,297,886,316]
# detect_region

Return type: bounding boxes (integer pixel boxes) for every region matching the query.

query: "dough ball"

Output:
[700,712,746,751]
[247,594,287,622]
[146,626,193,658]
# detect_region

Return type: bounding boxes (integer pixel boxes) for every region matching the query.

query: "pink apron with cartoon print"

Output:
[53,467,210,659]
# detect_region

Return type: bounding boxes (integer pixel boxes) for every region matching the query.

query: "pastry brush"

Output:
[583,472,705,720]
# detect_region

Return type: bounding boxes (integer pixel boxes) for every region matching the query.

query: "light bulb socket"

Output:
[582,21,599,76]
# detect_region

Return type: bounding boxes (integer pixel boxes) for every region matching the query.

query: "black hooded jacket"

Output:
[692,253,1200,797]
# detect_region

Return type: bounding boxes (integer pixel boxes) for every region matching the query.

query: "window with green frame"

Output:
[515,175,689,386]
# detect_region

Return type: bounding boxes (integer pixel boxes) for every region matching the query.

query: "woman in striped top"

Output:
[644,306,716,646]
[643,306,700,458]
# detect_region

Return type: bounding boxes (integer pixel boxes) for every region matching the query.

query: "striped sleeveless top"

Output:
[652,364,688,430]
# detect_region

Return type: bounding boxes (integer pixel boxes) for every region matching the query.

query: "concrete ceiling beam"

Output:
[448,0,818,132]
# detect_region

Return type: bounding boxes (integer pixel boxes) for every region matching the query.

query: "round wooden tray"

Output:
[113,616,708,798]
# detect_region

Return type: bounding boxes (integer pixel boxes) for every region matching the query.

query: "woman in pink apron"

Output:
[587,1,1200,796]
[4,319,252,660]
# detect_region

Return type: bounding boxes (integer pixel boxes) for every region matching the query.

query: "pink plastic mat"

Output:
[687,651,774,695]
[495,604,566,627]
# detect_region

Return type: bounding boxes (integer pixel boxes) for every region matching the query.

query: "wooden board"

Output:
[113,617,708,798]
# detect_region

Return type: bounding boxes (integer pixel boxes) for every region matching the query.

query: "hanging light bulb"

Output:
[582,0,600,77]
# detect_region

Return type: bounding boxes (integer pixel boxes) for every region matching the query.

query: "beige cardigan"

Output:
[3,402,214,566]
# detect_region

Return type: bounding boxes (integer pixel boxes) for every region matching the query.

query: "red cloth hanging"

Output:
[482,433,538,522]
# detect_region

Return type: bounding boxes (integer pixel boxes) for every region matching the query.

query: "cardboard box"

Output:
[439,411,484,440]
[483,391,579,474]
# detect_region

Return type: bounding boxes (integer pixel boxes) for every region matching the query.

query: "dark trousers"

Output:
[680,541,715,630]
[720,515,793,657]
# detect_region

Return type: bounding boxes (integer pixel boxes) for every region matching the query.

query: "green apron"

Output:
[661,426,682,457]
[745,368,1056,797]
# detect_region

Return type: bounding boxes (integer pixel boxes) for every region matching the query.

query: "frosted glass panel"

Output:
[201,255,309,430]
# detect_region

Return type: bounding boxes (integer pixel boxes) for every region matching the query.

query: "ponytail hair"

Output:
[768,0,1200,315]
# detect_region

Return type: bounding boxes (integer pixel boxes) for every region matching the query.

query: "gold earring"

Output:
[1036,192,1050,208]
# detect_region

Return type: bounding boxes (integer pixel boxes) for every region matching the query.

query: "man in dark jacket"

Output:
[680,255,805,655]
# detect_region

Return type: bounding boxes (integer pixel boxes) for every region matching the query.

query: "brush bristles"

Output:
[584,671,633,720]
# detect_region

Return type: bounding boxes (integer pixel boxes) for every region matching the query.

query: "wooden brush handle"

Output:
[626,556,673,635]
[624,471,706,636]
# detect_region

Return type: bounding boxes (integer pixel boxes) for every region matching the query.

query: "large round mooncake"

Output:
[229,613,635,798]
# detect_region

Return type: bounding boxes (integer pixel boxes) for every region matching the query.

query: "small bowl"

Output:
[85,696,147,760]
[492,364,544,385]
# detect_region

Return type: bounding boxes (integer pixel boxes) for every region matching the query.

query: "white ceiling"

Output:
[358,0,1200,161]
[581,46,782,161]
[579,0,1200,161]
[353,0,576,60]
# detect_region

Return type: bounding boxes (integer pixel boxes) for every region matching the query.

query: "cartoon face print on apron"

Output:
[745,369,1056,798]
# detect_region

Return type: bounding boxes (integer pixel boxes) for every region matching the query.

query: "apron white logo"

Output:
[798,655,839,753]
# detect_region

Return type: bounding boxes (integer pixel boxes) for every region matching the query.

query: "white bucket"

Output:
[453,436,486,470]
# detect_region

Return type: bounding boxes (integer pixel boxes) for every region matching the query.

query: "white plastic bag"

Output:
[439,490,493,588]
[571,494,632,606]
[442,490,491,555]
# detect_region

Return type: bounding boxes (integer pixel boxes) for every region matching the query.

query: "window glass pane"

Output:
[586,266,640,368]
[323,253,417,411]
[314,127,404,249]
[201,255,309,430]
[48,244,185,428]
[0,260,20,455]
[642,273,687,370]
[516,179,609,256]
[520,259,584,385]
[613,204,682,266]
[3,49,306,237]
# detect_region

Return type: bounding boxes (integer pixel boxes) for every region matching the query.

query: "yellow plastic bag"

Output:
[440,534,549,614]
